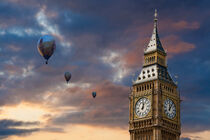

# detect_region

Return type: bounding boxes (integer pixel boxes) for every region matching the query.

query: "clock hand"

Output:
[169,104,172,111]
[141,103,144,110]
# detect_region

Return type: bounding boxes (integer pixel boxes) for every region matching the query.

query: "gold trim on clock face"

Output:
[164,98,176,119]
[135,97,151,118]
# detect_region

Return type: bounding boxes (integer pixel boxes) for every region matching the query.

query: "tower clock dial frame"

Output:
[164,98,176,119]
[135,97,151,118]
[162,95,178,122]
[133,94,152,119]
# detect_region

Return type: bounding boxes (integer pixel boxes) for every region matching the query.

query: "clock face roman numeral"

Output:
[135,97,151,118]
[164,98,176,119]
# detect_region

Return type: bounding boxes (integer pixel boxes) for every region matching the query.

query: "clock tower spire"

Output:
[129,10,181,140]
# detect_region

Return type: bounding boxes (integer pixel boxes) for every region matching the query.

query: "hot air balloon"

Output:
[92,92,96,98]
[64,72,71,83]
[37,35,56,64]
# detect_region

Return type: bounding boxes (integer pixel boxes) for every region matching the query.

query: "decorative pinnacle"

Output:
[154,9,158,21]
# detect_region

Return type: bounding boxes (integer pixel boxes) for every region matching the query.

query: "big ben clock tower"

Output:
[129,10,181,140]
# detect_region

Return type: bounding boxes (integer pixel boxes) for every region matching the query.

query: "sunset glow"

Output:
[0,103,49,122]
[0,0,209,140]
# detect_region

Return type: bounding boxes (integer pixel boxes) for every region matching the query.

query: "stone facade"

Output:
[129,10,181,140]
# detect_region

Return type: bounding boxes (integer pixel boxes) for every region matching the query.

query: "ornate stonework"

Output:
[129,10,181,140]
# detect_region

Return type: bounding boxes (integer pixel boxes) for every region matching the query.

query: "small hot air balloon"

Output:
[92,92,96,98]
[37,35,56,64]
[64,72,71,83]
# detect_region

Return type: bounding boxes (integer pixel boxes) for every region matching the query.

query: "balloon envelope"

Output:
[64,72,71,83]
[92,92,96,98]
[37,35,56,64]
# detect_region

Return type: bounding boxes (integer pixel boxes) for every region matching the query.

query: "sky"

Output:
[0,0,210,140]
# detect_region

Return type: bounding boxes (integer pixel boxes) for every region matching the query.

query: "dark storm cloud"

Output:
[0,119,39,128]
[0,0,209,136]
[0,119,64,139]
[0,119,39,138]
[181,138,191,140]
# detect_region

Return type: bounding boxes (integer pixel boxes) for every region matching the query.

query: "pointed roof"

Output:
[144,9,165,54]
[133,10,176,85]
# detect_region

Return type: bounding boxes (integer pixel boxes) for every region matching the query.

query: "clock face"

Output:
[135,97,151,118]
[164,98,176,119]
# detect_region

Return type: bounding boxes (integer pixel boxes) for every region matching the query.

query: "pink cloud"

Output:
[171,20,200,30]
[159,19,200,32]
[162,35,195,57]
[4,64,22,75]
[122,45,144,69]
[8,45,22,52]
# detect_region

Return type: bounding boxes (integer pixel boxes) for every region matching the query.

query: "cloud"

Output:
[0,119,39,139]
[181,131,210,140]
[162,35,195,57]
[0,0,208,139]
[171,20,200,30]
[35,6,71,50]
[0,119,39,128]
[50,81,129,128]
[7,45,21,52]
[0,27,40,37]
[41,126,65,133]
[101,51,129,82]
[181,137,191,140]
